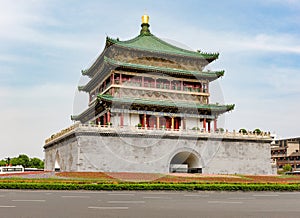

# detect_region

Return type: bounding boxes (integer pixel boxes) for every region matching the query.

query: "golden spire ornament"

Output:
[142,14,149,24]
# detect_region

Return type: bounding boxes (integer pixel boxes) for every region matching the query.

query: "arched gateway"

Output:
[169,150,202,173]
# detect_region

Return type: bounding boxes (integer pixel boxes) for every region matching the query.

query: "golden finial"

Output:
[142,14,149,24]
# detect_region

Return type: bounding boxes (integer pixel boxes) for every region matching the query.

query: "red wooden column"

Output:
[111,73,114,85]
[120,113,124,127]
[107,111,111,123]
[214,119,217,131]
[175,118,179,130]
[203,118,207,131]
[103,114,107,126]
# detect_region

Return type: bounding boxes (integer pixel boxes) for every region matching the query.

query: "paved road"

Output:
[0,190,299,218]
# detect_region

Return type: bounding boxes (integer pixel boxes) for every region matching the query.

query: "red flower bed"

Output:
[106,172,163,182]
[244,175,300,183]
[53,172,300,184]
[56,172,114,180]
[156,175,249,184]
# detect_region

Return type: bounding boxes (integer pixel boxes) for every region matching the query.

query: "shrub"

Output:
[253,128,262,134]
[216,128,224,133]
[239,129,247,134]
[1,183,300,192]
[283,164,292,172]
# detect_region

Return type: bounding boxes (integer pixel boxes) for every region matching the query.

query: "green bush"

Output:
[253,128,262,134]
[283,164,292,172]
[1,182,300,192]
[239,129,247,134]
[216,128,224,133]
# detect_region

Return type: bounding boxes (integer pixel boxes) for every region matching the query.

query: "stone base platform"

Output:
[44,125,275,175]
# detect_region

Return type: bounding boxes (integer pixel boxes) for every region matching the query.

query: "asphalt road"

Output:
[0,190,299,218]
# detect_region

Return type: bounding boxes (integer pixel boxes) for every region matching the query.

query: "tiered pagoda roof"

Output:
[82,20,220,79]
[79,56,224,92]
[105,35,219,60]
[98,94,234,112]
[72,15,234,123]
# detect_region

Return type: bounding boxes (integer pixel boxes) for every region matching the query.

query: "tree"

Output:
[0,155,44,169]
[29,158,44,169]
[17,154,30,167]
[283,164,292,172]
[0,160,6,166]
[10,154,30,167]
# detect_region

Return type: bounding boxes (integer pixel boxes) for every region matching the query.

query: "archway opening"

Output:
[170,151,202,173]
[54,153,61,172]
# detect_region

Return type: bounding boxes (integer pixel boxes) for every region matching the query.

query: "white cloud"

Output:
[167,25,300,55]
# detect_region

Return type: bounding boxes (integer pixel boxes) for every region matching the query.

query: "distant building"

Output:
[44,15,274,175]
[271,137,300,171]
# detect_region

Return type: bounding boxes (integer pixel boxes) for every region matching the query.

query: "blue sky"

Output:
[0,0,300,159]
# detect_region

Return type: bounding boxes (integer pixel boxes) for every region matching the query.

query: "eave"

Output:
[98,94,234,114]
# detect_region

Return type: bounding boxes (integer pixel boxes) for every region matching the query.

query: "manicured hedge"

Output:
[1,183,300,191]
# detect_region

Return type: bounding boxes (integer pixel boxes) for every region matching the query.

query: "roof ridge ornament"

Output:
[140,14,151,35]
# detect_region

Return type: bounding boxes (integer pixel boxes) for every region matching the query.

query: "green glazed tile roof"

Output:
[106,34,219,60]
[98,94,234,112]
[104,57,224,79]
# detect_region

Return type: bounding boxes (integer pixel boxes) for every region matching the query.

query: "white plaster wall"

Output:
[123,114,130,126]
[185,117,199,130]
[111,114,119,126]
[130,114,140,126]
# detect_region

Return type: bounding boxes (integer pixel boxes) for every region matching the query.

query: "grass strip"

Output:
[1,183,300,191]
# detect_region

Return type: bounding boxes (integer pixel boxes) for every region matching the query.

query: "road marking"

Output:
[108,201,145,204]
[279,192,300,195]
[141,192,177,195]
[0,206,16,208]
[88,206,129,210]
[143,196,171,199]
[108,193,135,196]
[228,197,256,200]
[61,196,90,198]
[12,200,45,202]
[253,194,279,197]
[208,201,243,204]
[184,195,209,197]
